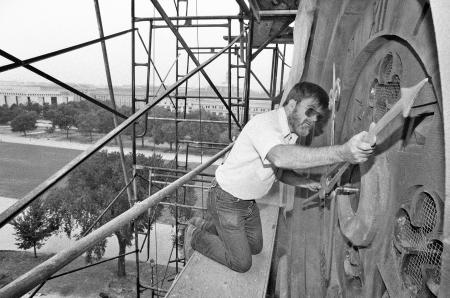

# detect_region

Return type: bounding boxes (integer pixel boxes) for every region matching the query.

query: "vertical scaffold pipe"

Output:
[243,16,254,124]
[93,0,134,207]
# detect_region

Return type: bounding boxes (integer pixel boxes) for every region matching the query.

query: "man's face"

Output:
[287,97,325,137]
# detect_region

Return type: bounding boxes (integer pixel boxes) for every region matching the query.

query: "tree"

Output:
[95,109,115,133]
[47,152,167,277]
[76,111,99,141]
[0,105,12,124]
[153,121,178,150]
[44,106,58,129]
[182,109,228,144]
[11,201,60,258]
[42,102,52,120]
[10,111,38,136]
[53,104,77,138]
[0,104,24,124]
[25,102,42,116]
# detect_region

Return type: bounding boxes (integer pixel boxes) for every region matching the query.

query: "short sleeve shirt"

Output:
[215,108,297,200]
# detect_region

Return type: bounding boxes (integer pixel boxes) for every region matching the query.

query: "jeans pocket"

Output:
[217,208,241,230]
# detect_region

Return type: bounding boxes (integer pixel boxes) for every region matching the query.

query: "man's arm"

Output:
[267,131,375,169]
[277,169,321,192]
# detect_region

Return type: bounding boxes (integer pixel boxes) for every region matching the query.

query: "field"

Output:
[0,142,178,297]
[0,142,81,198]
[0,250,175,297]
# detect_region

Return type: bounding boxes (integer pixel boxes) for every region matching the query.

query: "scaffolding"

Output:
[0,1,295,297]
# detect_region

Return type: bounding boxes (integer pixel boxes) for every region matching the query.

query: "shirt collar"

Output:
[278,108,298,143]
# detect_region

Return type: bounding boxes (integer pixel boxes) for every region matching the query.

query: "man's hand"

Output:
[298,179,321,192]
[341,131,376,164]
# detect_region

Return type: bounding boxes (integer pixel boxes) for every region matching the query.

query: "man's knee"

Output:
[231,257,252,273]
[251,240,263,255]
[249,236,263,255]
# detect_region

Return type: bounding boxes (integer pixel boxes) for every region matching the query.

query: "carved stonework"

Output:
[370,0,389,37]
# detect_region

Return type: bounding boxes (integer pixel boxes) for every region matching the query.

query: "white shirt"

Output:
[216,108,298,200]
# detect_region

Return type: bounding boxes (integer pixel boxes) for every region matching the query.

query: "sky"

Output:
[0,0,293,92]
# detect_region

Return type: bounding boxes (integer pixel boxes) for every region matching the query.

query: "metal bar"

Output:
[0,29,134,74]
[269,48,276,97]
[174,0,181,273]
[131,0,137,168]
[29,281,46,298]
[235,0,251,16]
[139,283,168,293]
[325,191,337,283]
[248,0,261,21]
[94,0,134,212]
[163,94,271,101]
[184,143,189,170]
[152,54,181,108]
[159,202,207,210]
[147,117,229,124]
[136,20,153,139]
[0,144,233,297]
[301,192,320,206]
[0,50,127,119]
[236,49,241,122]
[137,166,214,177]
[186,144,226,150]
[135,15,243,22]
[153,23,228,28]
[151,181,209,189]
[131,3,140,294]
[82,176,136,237]
[279,44,286,94]
[250,70,270,97]
[271,47,279,97]
[243,16,254,124]
[250,19,293,61]
[136,30,175,109]
[132,168,141,298]
[0,33,242,230]
[150,174,211,183]
[178,140,229,146]
[259,10,298,16]
[48,251,137,280]
[176,46,279,50]
[227,18,232,141]
[151,0,242,130]
[175,50,223,55]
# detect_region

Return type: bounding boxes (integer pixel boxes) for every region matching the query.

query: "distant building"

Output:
[88,85,272,119]
[0,83,76,107]
[0,82,272,118]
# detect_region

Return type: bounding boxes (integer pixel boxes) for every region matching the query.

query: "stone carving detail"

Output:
[393,190,443,296]
[370,0,389,36]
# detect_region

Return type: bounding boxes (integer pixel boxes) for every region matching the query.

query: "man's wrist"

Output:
[335,144,348,163]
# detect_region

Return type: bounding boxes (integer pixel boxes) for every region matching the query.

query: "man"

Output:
[184,82,375,273]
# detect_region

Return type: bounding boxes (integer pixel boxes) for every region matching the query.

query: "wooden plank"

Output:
[166,202,279,298]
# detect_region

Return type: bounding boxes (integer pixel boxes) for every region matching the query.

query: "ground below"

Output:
[0,250,176,297]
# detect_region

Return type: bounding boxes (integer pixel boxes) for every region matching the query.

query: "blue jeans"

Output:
[191,180,263,272]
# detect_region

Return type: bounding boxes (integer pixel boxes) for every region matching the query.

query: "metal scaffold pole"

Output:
[93,0,134,207]
[228,18,232,141]
[243,15,254,124]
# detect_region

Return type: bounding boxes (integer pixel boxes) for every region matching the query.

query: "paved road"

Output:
[0,133,222,164]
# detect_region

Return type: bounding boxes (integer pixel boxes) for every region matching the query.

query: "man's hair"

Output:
[283,81,329,109]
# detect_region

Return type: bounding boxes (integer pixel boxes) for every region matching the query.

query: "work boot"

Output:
[189,216,206,229]
[183,224,196,261]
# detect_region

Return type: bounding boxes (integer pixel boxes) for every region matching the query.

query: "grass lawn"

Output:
[0,250,176,297]
[0,142,81,198]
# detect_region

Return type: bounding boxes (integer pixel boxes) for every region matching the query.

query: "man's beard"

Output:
[288,114,311,137]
